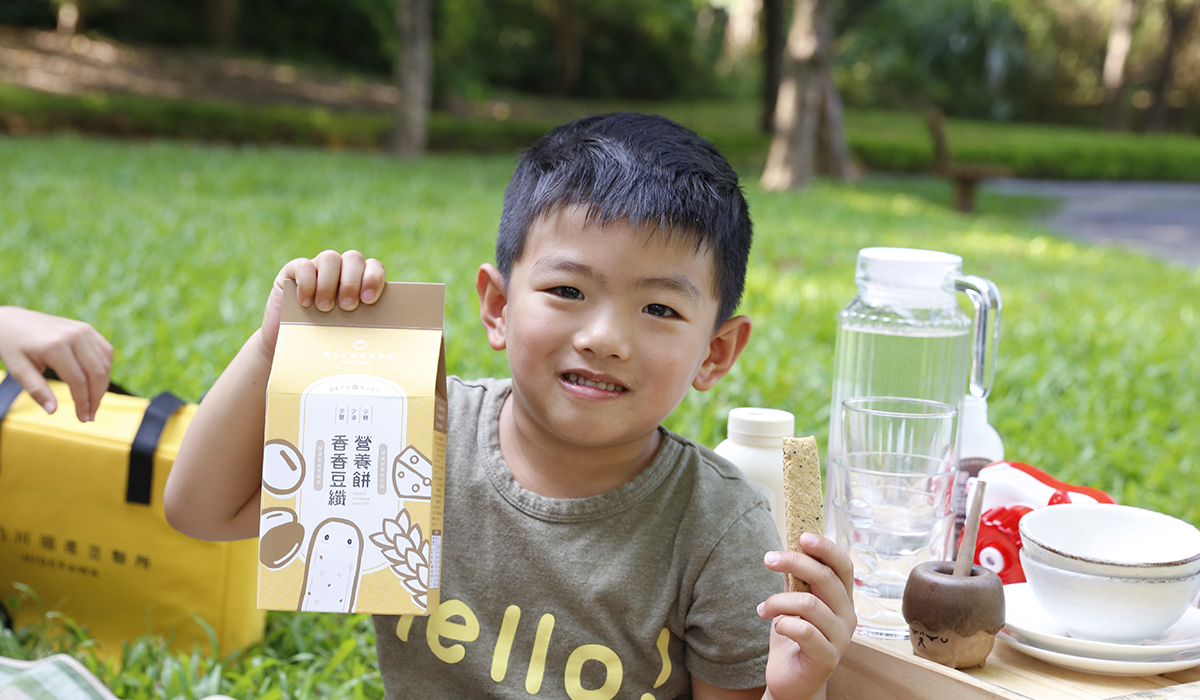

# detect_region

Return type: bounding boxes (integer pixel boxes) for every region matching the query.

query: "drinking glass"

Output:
[842,396,958,466]
[828,451,958,640]
[833,398,959,639]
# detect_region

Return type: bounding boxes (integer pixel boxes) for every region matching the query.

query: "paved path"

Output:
[986,179,1200,270]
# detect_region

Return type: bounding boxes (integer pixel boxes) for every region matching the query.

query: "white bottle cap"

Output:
[856,247,962,308]
[727,407,795,440]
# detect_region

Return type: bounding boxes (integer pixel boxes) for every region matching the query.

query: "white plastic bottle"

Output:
[953,394,1005,548]
[714,407,794,543]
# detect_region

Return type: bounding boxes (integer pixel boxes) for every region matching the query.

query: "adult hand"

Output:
[0,306,113,422]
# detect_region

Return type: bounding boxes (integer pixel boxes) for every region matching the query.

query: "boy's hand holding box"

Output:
[257,281,446,615]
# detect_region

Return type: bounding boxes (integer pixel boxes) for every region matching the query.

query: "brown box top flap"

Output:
[280,280,444,330]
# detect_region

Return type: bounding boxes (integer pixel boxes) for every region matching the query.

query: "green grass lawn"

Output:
[2,133,1199,697]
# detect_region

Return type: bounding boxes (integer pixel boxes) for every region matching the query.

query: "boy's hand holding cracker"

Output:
[757,437,857,700]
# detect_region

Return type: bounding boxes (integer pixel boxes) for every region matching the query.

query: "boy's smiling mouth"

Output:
[561,372,628,393]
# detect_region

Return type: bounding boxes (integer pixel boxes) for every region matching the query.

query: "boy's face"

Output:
[479,205,747,453]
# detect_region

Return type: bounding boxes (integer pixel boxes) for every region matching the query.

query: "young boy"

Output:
[165,112,856,700]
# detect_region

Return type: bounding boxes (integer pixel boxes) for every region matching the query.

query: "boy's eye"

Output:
[548,286,583,299]
[644,303,679,319]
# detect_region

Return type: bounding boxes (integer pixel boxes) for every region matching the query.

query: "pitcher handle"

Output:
[954,275,1002,399]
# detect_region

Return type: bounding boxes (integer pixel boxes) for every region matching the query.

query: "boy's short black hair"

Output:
[496,112,752,324]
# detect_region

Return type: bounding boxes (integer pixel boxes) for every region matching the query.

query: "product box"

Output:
[257,280,446,615]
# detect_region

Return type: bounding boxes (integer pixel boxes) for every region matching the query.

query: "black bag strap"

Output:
[0,371,131,420]
[0,374,23,423]
[127,390,185,505]
[0,373,185,506]
[43,368,133,397]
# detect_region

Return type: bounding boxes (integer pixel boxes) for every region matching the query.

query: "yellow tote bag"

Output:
[0,373,264,655]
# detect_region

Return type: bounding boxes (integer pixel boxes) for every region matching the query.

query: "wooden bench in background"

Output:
[927,108,1012,213]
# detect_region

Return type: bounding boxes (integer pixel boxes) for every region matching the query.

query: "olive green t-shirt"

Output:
[373,377,784,699]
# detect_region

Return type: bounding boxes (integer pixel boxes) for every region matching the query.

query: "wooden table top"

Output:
[829,635,1200,700]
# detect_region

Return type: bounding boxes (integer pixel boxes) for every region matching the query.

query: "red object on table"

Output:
[960,461,1118,584]
[974,505,1033,583]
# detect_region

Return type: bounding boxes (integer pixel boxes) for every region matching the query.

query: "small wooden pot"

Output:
[902,561,1006,669]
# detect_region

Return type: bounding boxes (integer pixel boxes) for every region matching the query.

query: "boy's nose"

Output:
[574,307,632,360]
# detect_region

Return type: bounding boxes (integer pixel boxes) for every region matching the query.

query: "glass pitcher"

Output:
[825,247,1002,472]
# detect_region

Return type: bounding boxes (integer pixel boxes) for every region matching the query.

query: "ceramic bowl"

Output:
[1018,504,1200,580]
[1020,550,1200,643]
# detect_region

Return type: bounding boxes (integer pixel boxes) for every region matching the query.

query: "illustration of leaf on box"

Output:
[371,510,430,608]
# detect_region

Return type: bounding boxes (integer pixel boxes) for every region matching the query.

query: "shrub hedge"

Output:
[845,110,1200,181]
[0,85,555,153]
[4,86,1200,181]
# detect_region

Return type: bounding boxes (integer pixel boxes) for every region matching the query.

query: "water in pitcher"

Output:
[827,324,972,464]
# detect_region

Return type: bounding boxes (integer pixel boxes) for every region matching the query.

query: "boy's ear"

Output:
[477,263,508,351]
[693,315,752,391]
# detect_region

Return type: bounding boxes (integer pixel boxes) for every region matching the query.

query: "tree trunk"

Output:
[56,1,80,36]
[760,0,784,133]
[554,0,582,95]
[760,0,855,190]
[816,77,854,178]
[1103,0,1140,131]
[722,0,760,66]
[391,0,432,159]
[206,0,240,49]
[1147,0,1199,132]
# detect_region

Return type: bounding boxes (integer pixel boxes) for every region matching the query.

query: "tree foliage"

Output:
[435,0,725,99]
[5,0,1200,129]
[834,0,1031,120]
[0,0,729,101]
[830,0,1200,129]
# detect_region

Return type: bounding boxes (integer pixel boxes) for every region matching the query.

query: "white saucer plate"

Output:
[1004,582,1200,662]
[996,630,1200,676]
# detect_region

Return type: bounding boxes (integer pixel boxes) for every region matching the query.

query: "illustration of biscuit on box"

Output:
[258,281,446,616]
